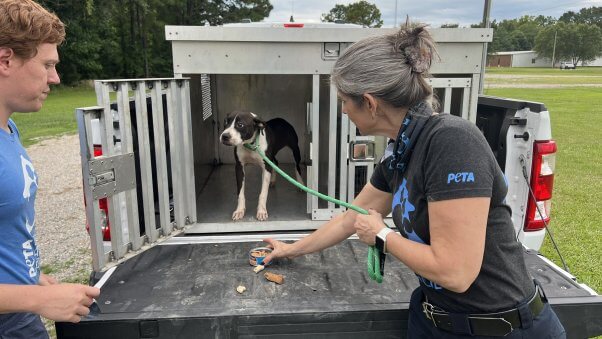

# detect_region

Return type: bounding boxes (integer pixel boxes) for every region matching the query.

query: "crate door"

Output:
[80,78,195,272]
[307,75,349,220]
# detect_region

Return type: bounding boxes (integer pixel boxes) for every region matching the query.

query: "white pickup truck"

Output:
[57,24,602,338]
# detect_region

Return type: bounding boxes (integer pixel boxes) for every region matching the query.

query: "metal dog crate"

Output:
[78,25,492,271]
[168,25,492,233]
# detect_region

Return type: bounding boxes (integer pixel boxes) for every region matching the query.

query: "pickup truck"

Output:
[56,25,602,338]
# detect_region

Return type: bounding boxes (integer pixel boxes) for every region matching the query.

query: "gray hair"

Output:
[331,22,439,109]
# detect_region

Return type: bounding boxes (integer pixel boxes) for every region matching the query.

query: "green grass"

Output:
[486,66,602,76]
[10,86,97,147]
[40,264,57,275]
[484,86,602,293]
[485,76,602,85]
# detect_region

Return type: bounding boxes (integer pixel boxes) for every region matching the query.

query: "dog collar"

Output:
[244,132,261,151]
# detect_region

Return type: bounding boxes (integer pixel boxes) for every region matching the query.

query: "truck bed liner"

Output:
[56,239,602,338]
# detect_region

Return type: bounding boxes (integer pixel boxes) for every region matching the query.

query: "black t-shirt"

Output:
[371,112,534,313]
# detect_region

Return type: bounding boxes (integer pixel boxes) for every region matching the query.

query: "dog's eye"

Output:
[236,122,244,128]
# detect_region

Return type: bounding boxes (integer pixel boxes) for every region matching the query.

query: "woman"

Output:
[261,22,566,338]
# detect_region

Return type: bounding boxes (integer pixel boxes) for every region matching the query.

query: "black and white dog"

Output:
[220,111,303,221]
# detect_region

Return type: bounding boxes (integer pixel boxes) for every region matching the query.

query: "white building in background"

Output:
[487,51,552,67]
[488,50,602,68]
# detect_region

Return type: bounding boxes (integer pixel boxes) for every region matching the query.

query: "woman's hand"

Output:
[354,208,386,245]
[262,238,296,264]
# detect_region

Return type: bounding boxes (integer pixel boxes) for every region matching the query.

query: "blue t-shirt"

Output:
[0,119,40,285]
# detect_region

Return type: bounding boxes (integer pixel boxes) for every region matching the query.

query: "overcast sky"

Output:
[265,0,602,27]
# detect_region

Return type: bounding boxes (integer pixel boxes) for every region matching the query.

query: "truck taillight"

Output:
[283,23,304,28]
[524,140,557,231]
[93,144,103,157]
[97,197,110,240]
[85,144,111,241]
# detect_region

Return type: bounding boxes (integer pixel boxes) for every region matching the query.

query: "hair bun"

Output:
[404,45,431,74]
[394,21,437,74]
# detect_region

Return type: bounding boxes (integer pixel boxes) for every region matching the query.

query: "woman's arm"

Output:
[355,196,488,293]
[263,183,392,263]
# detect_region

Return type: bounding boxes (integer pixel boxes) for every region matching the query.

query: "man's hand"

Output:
[35,284,100,323]
[354,208,385,245]
[38,273,58,286]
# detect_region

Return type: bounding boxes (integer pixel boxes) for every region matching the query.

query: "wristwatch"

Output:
[375,227,394,254]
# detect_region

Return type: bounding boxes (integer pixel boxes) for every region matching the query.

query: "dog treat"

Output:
[253,265,265,273]
[251,250,269,258]
[236,285,246,294]
[264,272,284,284]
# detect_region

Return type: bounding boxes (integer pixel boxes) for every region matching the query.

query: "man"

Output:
[0,0,100,337]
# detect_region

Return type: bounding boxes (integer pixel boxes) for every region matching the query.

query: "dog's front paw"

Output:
[256,208,268,221]
[232,209,245,221]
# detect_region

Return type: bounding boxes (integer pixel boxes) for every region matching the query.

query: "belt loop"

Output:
[449,313,473,336]
[518,301,533,329]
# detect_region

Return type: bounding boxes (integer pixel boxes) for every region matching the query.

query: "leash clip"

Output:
[244,134,260,151]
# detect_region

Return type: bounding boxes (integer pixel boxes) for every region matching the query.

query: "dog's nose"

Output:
[221,133,231,142]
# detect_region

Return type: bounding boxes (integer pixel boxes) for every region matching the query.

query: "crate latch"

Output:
[88,153,137,200]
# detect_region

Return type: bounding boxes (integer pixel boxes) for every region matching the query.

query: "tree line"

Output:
[482,7,602,65]
[324,4,602,67]
[39,0,273,85]
[40,1,601,85]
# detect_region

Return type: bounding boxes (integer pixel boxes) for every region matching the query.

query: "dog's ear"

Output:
[253,116,266,130]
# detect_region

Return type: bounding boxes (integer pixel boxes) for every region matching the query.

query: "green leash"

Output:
[244,135,384,283]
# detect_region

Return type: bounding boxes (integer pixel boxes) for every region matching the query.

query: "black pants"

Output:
[0,313,48,339]
[407,287,566,338]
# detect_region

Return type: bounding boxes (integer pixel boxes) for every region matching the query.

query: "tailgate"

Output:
[56,237,602,339]
[57,238,418,338]
[524,249,602,338]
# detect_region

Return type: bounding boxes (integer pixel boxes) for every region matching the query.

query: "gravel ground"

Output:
[28,134,92,283]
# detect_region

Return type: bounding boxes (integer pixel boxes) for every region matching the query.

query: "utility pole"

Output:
[551,30,557,68]
[479,0,492,94]
[394,0,398,27]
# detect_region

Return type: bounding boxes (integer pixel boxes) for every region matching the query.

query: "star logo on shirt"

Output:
[392,178,424,244]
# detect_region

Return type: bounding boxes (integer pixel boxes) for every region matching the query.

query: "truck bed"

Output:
[56,238,602,338]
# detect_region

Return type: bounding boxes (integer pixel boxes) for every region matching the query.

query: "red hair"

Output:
[0,0,65,59]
